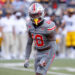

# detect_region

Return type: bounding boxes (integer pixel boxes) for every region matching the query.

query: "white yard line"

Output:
[0,66,71,75]
[0,63,75,72]
[0,63,73,75]
[0,63,34,67]
[52,67,75,72]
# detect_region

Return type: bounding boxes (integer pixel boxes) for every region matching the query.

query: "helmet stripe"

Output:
[33,3,36,12]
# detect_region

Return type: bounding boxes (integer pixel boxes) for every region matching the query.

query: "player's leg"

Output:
[34,52,43,75]
[35,47,55,75]
[3,33,10,59]
[19,34,25,58]
[10,33,16,58]
[45,53,55,75]
[44,42,56,75]
[35,51,54,75]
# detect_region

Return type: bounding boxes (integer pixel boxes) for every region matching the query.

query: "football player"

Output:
[61,8,75,58]
[24,3,56,75]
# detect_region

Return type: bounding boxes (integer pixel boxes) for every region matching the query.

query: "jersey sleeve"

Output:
[45,21,56,34]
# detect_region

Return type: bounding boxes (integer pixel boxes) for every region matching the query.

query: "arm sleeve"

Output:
[25,32,33,60]
[45,22,56,34]
[46,22,56,41]
[48,32,57,51]
[47,22,57,51]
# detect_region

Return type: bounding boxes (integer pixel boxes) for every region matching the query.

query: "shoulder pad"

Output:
[45,20,56,31]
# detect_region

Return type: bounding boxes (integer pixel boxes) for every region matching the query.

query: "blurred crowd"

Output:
[0,0,75,59]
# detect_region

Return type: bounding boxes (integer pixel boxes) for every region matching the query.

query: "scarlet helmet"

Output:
[29,3,44,25]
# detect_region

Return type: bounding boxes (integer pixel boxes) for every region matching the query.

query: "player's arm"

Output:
[25,31,33,60]
[24,31,33,68]
[61,21,66,29]
[0,25,4,40]
[47,30,56,41]
[0,25,2,32]
[46,22,56,48]
[46,21,56,38]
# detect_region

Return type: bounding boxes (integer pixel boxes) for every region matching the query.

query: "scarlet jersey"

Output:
[27,19,56,50]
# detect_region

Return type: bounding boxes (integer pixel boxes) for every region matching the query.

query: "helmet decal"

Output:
[33,3,36,12]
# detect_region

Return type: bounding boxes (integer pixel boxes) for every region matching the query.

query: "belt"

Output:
[37,46,51,51]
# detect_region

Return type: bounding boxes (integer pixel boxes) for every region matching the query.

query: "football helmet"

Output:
[67,8,74,13]
[29,3,44,25]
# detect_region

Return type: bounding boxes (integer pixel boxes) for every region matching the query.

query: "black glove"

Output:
[24,60,29,68]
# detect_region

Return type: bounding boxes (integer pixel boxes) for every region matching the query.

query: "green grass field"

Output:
[0,59,75,75]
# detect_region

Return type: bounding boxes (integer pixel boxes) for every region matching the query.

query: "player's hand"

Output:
[24,59,29,68]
